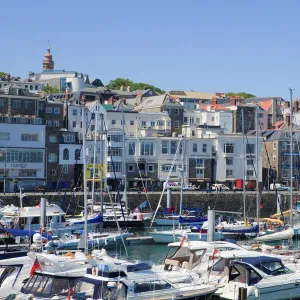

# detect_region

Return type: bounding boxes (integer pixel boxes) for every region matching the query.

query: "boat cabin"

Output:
[20,272,80,298]
[163,242,206,271]
[225,256,293,288]
[3,204,68,231]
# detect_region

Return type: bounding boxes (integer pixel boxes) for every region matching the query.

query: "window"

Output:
[108,134,122,142]
[161,165,176,172]
[196,159,204,167]
[174,121,179,129]
[25,102,32,109]
[224,142,234,154]
[226,169,233,177]
[19,169,37,177]
[196,169,204,177]
[247,159,253,165]
[193,143,197,153]
[0,100,4,108]
[63,148,69,160]
[107,161,122,173]
[46,120,52,126]
[21,134,38,141]
[49,135,57,143]
[29,85,33,90]
[190,117,194,124]
[150,121,155,127]
[54,108,60,114]
[54,121,60,127]
[171,141,177,154]
[141,142,154,156]
[63,133,75,143]
[35,85,38,90]
[282,142,287,151]
[247,170,254,176]
[13,101,20,108]
[273,155,276,162]
[49,169,56,176]
[162,141,168,154]
[91,125,95,131]
[202,144,207,153]
[226,158,233,165]
[246,144,255,154]
[48,153,57,162]
[212,117,215,121]
[72,109,77,116]
[128,142,135,155]
[192,130,195,137]
[63,165,68,173]
[0,132,9,141]
[174,109,179,115]
[108,147,122,157]
[91,113,95,120]
[73,121,76,128]
[128,164,135,172]
[141,121,146,127]
[183,117,188,124]
[130,120,134,125]
[75,149,80,160]
[273,142,277,150]
[148,164,154,172]
[46,107,52,113]
[111,120,116,125]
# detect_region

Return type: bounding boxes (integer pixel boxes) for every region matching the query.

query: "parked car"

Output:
[270,183,291,191]
[182,185,198,191]
[211,184,230,191]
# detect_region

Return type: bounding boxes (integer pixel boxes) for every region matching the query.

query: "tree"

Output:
[226,92,256,99]
[106,78,165,94]
[42,86,60,94]
[0,72,7,78]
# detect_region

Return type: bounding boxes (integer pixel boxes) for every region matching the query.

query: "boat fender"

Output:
[254,286,259,297]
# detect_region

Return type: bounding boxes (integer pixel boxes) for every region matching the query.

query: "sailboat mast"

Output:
[242,109,246,219]
[91,102,99,214]
[289,87,293,226]
[256,104,259,221]
[179,128,186,216]
[82,106,88,253]
[121,103,128,214]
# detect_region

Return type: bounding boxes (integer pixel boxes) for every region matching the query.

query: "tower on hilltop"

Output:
[42,42,54,71]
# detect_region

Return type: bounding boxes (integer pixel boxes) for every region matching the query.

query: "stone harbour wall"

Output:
[0,191,297,218]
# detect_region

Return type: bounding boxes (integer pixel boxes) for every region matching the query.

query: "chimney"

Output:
[230,96,237,106]
[294,99,299,113]
[5,73,10,81]
[286,115,291,126]
[211,97,217,105]
[284,101,290,108]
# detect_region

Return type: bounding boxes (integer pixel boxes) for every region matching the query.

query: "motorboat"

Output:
[71,249,218,300]
[254,227,294,243]
[150,228,224,243]
[9,251,89,299]
[221,255,300,300]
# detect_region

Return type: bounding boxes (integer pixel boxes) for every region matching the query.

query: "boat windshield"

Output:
[254,261,293,276]
[21,274,73,298]
[0,266,19,286]
[134,280,172,293]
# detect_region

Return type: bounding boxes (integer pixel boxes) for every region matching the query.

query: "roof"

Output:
[199,104,229,111]
[134,94,182,111]
[273,120,285,129]
[169,91,215,100]
[259,100,273,112]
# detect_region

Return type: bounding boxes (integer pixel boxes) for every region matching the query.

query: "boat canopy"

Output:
[262,218,284,226]
[6,229,52,240]
[19,205,65,217]
[239,256,282,267]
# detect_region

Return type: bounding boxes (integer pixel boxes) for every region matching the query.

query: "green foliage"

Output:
[42,86,60,94]
[0,72,7,78]
[226,92,256,99]
[106,78,165,94]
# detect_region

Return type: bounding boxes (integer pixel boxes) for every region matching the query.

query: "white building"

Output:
[0,124,46,192]
[213,134,262,185]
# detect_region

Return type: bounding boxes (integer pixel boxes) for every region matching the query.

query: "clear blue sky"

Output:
[1,1,299,98]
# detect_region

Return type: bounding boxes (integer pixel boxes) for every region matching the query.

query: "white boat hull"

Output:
[254,228,294,242]
[150,231,224,243]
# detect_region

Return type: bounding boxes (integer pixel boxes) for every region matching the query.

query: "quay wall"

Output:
[0,191,297,218]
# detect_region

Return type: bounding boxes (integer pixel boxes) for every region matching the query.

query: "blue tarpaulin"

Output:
[6,229,52,240]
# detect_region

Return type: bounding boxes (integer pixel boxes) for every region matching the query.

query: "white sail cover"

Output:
[254,227,294,242]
